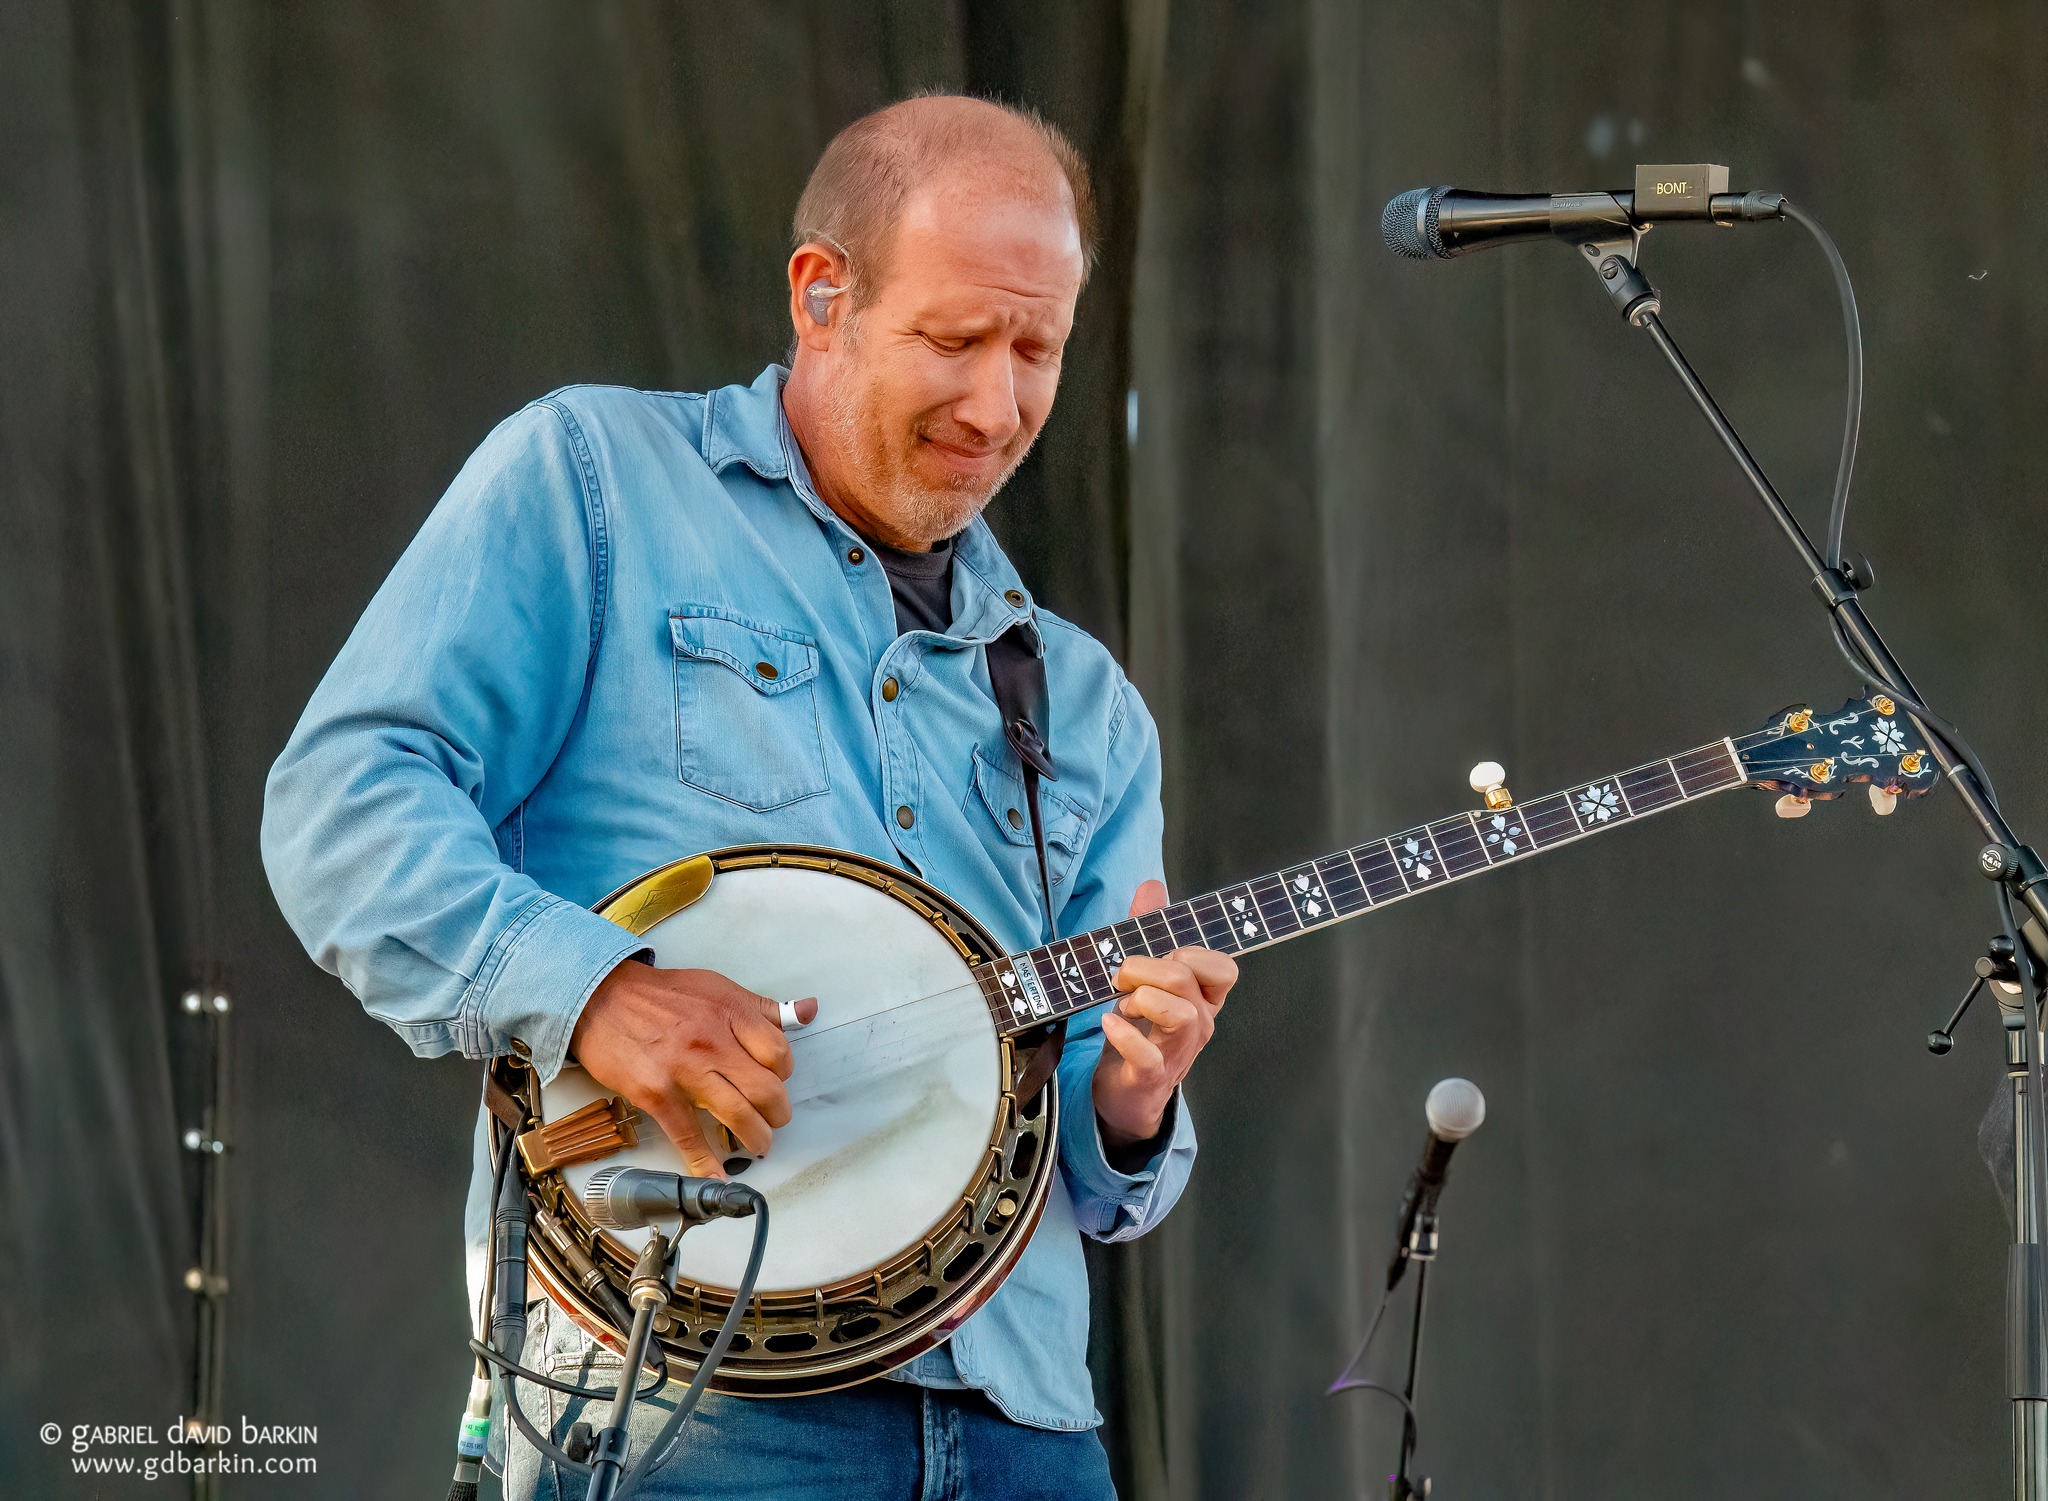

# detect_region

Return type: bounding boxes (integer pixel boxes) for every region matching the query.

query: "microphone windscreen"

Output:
[1425,1077,1486,1140]
[1381,186,1449,260]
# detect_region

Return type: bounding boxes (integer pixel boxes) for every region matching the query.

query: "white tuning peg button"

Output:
[1468,761,1511,809]
[1868,784,1898,816]
[1775,794,1812,819]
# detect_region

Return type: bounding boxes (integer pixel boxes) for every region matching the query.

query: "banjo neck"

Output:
[976,735,1748,1036]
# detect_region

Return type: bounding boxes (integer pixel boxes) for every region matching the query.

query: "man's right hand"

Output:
[570,961,818,1178]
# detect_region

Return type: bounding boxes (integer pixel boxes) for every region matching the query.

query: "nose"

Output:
[950,346,1022,450]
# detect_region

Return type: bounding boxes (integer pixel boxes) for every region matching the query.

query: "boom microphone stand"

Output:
[1564,194,2048,1499]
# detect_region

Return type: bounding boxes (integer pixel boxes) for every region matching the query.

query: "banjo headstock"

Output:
[1734,694,1939,808]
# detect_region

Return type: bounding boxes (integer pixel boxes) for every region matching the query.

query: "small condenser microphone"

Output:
[583,1167,761,1231]
[1385,1078,1486,1291]
[1382,165,1786,260]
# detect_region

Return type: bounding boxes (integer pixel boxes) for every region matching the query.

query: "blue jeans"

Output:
[500,1301,1117,1500]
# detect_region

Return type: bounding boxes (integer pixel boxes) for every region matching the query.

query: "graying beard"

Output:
[817,331,1033,545]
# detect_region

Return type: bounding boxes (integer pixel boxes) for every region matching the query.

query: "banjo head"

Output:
[524,846,1056,1395]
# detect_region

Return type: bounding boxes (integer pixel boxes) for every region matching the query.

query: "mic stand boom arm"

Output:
[1574,232,2048,930]
[1572,223,2048,1500]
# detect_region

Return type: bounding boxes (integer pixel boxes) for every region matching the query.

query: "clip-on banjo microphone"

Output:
[447,1073,766,1501]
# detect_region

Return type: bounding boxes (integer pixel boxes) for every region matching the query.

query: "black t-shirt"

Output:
[869,535,955,636]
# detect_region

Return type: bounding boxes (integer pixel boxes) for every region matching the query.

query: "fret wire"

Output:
[1015,950,1059,1022]
[1429,818,1488,876]
[1250,874,1303,936]
[1191,892,1240,952]
[1070,934,1114,996]
[1343,847,1375,900]
[1081,926,1116,971]
[1674,742,1741,793]
[1519,793,1576,847]
[1318,853,1371,913]
[1357,842,1406,902]
[1568,780,1624,829]
[1110,918,1149,962]
[1150,907,1185,948]
[1671,756,1726,794]
[1027,949,1065,1011]
[1282,862,1338,925]
[1466,810,1513,864]
[1048,940,1093,1010]
[1384,836,1419,893]
[1669,746,1722,777]
[981,960,1025,1027]
[1220,883,1268,946]
[1671,739,1734,773]
[1388,828,1447,890]
[1619,761,1683,805]
[1164,904,1205,950]
[1136,908,1177,954]
[1274,864,1316,926]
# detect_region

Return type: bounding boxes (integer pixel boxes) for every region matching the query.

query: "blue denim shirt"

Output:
[261,365,1197,1431]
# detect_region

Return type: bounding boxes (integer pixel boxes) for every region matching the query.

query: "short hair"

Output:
[793,93,1097,306]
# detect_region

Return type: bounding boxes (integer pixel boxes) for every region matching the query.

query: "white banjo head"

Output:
[545,860,1002,1292]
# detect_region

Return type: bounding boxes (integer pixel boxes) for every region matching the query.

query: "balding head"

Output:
[793,94,1096,309]
[780,94,1091,552]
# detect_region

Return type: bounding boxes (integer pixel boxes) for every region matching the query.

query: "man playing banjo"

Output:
[263,94,1237,1497]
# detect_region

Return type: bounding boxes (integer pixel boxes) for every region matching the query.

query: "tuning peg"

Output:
[1775,794,1812,819]
[1868,784,1898,816]
[1468,761,1511,810]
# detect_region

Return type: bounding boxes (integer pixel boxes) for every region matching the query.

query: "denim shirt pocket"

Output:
[670,606,830,811]
[969,745,1088,890]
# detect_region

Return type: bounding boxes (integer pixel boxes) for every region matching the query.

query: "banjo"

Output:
[511,693,1933,1395]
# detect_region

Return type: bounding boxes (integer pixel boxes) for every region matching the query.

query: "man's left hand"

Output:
[1093,880,1237,1156]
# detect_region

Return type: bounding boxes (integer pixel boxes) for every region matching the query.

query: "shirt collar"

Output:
[700,364,792,481]
[709,365,1040,647]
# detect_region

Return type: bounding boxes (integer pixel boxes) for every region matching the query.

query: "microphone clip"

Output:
[1576,230,1661,325]
[1402,1208,1439,1266]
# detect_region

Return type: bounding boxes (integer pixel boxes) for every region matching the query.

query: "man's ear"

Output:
[786,243,852,353]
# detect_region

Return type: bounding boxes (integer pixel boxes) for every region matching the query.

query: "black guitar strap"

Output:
[985,618,1066,1099]
[985,619,1056,929]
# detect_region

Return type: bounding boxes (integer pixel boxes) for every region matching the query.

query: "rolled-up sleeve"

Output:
[260,401,641,1081]
[1048,676,1198,1242]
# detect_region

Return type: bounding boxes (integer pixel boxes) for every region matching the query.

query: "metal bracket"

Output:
[1575,229,1660,323]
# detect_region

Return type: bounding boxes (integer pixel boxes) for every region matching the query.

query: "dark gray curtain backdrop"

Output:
[4,2,2044,1497]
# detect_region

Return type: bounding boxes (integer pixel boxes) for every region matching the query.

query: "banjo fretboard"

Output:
[975,737,1746,1036]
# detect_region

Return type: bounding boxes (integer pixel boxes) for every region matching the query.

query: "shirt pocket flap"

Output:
[669,609,819,695]
[973,747,1086,853]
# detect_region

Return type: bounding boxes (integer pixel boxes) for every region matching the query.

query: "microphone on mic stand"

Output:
[583,1166,761,1231]
[1386,1078,1486,1292]
[1381,165,1786,261]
